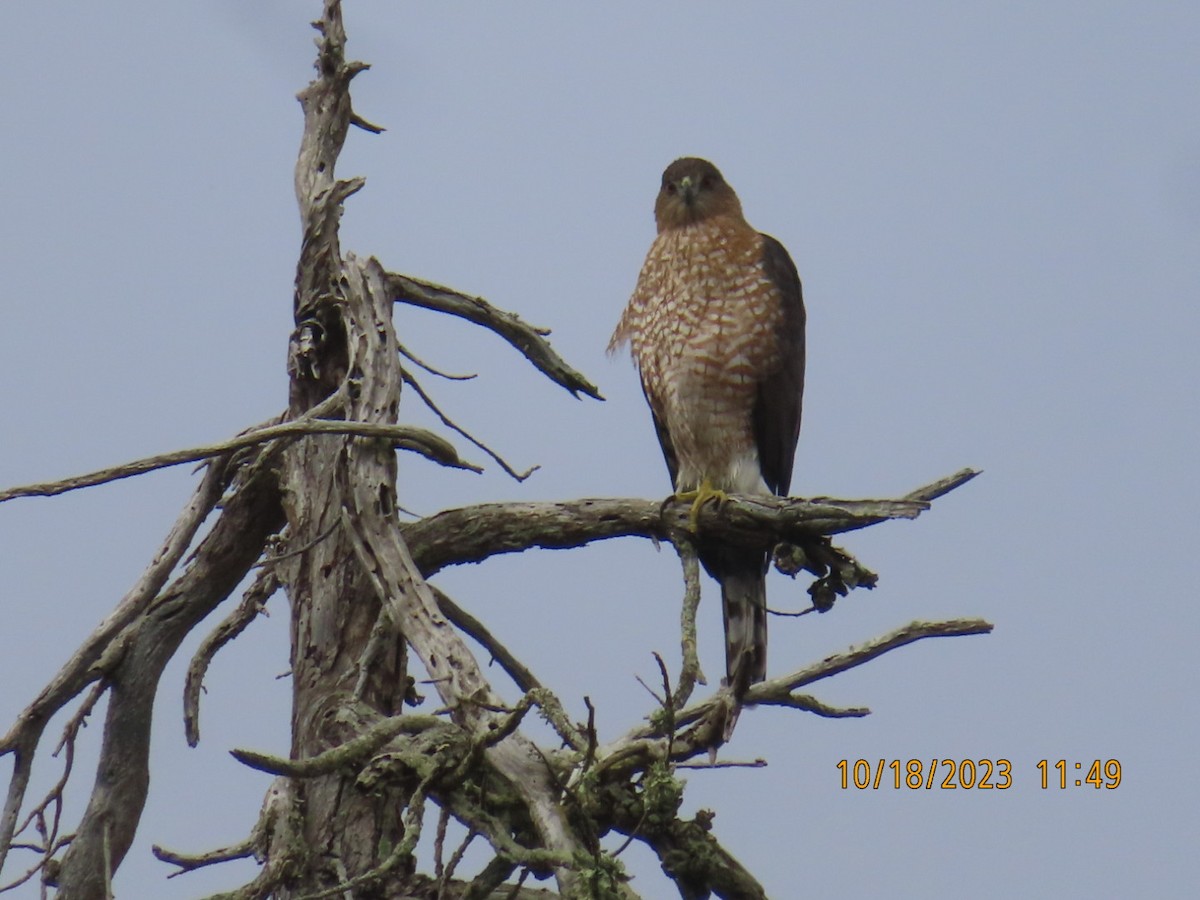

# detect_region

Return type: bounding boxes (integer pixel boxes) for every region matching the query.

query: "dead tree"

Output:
[0,3,989,898]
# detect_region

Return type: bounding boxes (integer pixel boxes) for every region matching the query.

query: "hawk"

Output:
[609,157,806,696]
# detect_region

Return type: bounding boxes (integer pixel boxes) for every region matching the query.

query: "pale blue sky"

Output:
[2,2,1198,897]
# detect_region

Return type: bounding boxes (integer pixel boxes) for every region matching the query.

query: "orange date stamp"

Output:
[837,758,1013,790]
[836,759,1123,790]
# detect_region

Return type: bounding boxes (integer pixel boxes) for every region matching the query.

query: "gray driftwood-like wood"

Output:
[0,3,989,899]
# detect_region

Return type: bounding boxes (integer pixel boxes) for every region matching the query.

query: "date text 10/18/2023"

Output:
[836,759,1122,790]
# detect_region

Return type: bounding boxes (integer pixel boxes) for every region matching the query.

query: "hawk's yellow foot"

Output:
[676,479,730,531]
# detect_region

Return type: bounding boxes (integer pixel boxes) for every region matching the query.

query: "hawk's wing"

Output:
[643,384,681,490]
[753,233,806,496]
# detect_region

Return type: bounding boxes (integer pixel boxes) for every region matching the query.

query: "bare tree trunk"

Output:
[277,5,591,894]
[275,4,416,890]
[278,319,414,891]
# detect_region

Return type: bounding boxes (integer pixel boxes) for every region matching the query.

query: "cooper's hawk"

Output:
[609,157,806,696]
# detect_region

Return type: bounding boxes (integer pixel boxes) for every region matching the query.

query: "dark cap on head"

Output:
[654,157,744,231]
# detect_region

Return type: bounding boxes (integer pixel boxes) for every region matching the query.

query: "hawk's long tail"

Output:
[700,544,769,697]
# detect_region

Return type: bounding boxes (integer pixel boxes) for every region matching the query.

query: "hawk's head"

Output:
[654,157,744,232]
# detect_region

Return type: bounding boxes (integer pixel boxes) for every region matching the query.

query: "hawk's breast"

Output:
[614,218,784,493]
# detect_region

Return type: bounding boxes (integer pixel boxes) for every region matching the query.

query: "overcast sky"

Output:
[3,2,1198,897]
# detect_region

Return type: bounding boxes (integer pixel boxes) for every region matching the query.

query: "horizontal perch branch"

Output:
[404,468,980,577]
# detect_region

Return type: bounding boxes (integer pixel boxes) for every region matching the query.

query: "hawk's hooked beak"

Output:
[677,175,698,206]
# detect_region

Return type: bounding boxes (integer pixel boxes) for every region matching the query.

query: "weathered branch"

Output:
[0,456,232,881]
[388,272,604,401]
[50,464,284,898]
[671,541,706,708]
[184,568,282,747]
[230,713,443,779]
[770,694,870,718]
[0,681,106,893]
[403,469,979,578]
[152,838,256,877]
[604,790,766,900]
[902,467,980,502]
[431,586,544,694]
[179,777,302,900]
[592,618,994,776]
[752,617,994,701]
[401,365,536,481]
[0,418,478,505]
[398,342,477,381]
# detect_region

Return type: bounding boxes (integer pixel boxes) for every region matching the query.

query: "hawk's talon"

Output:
[675,479,730,531]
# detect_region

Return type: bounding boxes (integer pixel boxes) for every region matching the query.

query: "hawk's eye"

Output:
[700,176,714,190]
[665,182,677,195]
